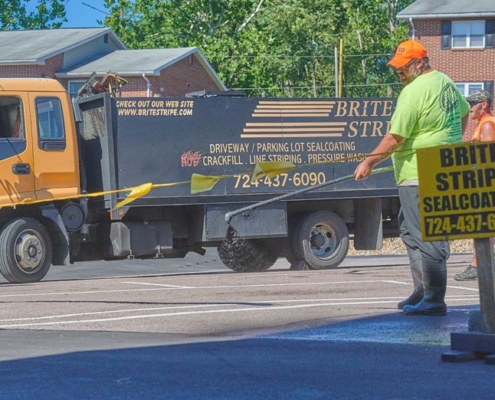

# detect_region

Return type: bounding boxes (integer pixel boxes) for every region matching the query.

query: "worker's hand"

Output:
[354,160,373,181]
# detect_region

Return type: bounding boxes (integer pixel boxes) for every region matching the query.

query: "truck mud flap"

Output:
[205,203,287,241]
[40,205,69,266]
[353,198,383,250]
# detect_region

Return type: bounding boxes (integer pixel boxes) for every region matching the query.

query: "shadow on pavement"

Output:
[0,305,493,400]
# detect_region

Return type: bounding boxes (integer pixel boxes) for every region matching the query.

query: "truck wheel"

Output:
[218,228,278,272]
[291,211,349,270]
[287,213,314,269]
[0,218,53,283]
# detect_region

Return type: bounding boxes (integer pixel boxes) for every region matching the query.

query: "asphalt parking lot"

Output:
[0,252,494,399]
[0,253,479,336]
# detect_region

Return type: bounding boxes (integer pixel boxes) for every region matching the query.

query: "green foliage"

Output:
[0,0,66,29]
[104,0,416,97]
[1,0,417,97]
[104,0,274,93]
[341,0,413,97]
[258,0,349,97]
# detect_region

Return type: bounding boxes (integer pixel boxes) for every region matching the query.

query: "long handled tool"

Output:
[224,165,394,223]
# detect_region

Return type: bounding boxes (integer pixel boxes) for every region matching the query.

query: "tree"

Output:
[258,0,349,97]
[0,0,66,30]
[341,0,414,97]
[104,0,272,93]
[104,1,265,48]
[103,0,415,97]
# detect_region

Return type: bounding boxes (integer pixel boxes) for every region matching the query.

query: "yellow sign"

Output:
[417,141,495,241]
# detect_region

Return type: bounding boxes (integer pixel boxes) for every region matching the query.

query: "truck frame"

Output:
[0,78,400,283]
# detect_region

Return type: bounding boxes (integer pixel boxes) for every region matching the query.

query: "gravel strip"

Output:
[349,238,474,256]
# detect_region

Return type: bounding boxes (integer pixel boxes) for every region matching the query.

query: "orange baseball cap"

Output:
[388,39,427,68]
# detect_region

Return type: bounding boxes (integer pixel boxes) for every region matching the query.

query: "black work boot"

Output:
[403,261,447,316]
[397,252,423,310]
[397,290,423,310]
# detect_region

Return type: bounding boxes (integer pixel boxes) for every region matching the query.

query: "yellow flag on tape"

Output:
[251,161,296,182]
[114,182,153,209]
[191,174,223,194]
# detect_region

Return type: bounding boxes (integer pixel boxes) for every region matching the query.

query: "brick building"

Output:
[0,28,226,97]
[398,0,495,139]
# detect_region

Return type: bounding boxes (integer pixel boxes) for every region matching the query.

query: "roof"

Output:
[0,28,126,65]
[0,78,66,92]
[0,28,226,91]
[57,48,198,76]
[56,47,227,90]
[398,0,495,19]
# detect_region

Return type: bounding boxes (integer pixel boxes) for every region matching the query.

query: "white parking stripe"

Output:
[446,285,479,291]
[0,297,478,329]
[384,280,479,292]
[0,304,229,322]
[0,301,428,328]
[122,281,194,288]
[0,280,400,298]
[0,279,480,299]
[0,294,478,323]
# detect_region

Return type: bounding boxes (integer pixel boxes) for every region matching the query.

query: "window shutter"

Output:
[484,81,494,110]
[441,20,451,50]
[486,20,495,49]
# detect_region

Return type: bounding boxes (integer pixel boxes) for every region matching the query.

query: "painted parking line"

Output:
[0,294,479,324]
[383,279,479,292]
[0,303,232,323]
[0,279,393,299]
[0,296,479,329]
[0,300,432,328]
[446,285,479,291]
[120,279,406,290]
[0,278,479,299]
[121,282,194,288]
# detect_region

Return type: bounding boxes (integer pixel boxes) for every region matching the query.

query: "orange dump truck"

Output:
[0,78,399,283]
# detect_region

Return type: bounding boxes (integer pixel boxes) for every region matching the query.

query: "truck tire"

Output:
[0,218,53,283]
[287,213,314,269]
[218,227,278,272]
[291,210,349,270]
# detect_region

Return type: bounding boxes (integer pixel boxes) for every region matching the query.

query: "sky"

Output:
[63,0,109,28]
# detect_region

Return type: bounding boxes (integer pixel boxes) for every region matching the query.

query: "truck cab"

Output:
[0,78,80,205]
[0,79,80,282]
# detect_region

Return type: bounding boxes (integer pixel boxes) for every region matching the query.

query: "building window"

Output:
[452,20,485,48]
[69,81,86,98]
[455,82,484,97]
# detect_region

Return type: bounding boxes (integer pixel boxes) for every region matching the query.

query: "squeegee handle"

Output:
[224,166,393,223]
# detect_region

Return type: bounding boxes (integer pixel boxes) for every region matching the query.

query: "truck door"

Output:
[29,93,80,201]
[0,95,36,206]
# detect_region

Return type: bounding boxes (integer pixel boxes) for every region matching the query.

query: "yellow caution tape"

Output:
[0,148,405,210]
[251,161,297,183]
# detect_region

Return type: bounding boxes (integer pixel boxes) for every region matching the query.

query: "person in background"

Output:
[454,90,495,281]
[354,39,470,316]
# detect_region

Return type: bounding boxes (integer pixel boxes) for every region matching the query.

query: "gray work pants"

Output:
[398,186,450,263]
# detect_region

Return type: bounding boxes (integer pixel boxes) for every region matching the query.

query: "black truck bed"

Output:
[77,93,398,209]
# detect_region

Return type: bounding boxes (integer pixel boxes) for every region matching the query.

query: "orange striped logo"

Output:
[241,101,346,139]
